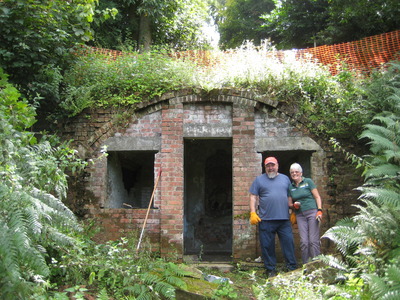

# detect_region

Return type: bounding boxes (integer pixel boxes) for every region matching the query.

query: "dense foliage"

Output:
[0,0,211,117]
[321,62,400,299]
[0,0,115,112]
[262,0,400,49]
[0,68,86,299]
[261,0,329,49]
[90,0,212,51]
[48,234,197,299]
[1,1,400,299]
[0,67,208,300]
[216,0,275,50]
[214,0,400,49]
[61,42,373,141]
[60,49,197,116]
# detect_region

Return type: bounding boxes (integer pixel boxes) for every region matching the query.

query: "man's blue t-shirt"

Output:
[249,173,290,220]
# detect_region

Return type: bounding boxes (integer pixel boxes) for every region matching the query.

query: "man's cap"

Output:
[264,157,278,165]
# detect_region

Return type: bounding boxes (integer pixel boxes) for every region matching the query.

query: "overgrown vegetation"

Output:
[3,43,400,298]
[0,0,116,112]
[2,1,400,299]
[60,42,376,140]
[0,67,219,299]
[0,68,86,299]
[45,232,197,299]
[320,61,400,299]
[240,61,400,300]
[60,49,197,116]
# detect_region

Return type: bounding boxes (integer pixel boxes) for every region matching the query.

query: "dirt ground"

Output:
[196,262,280,300]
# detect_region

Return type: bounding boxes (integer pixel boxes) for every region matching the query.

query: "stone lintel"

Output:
[183,124,232,138]
[105,136,161,151]
[255,136,321,152]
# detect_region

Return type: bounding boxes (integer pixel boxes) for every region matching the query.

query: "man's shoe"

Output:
[265,270,277,278]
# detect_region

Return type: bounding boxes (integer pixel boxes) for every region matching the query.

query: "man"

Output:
[249,156,297,277]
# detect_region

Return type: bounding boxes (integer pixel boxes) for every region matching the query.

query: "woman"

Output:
[288,163,323,264]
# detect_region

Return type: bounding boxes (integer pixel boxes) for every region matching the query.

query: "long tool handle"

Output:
[136,168,162,252]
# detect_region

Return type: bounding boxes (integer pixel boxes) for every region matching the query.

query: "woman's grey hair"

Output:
[290,163,303,173]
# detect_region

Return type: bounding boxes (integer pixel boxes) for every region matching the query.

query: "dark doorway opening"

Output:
[107,151,157,208]
[261,151,314,178]
[184,139,232,261]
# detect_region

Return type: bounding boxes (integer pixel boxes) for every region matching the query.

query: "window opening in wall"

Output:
[107,151,157,209]
[184,138,232,261]
[261,151,314,177]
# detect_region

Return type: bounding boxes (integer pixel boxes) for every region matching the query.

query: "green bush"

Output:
[47,231,195,299]
[61,50,197,116]
[60,44,374,141]
[0,68,86,299]
[321,62,400,299]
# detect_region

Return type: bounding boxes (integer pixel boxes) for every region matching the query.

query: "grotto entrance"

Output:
[184,138,233,261]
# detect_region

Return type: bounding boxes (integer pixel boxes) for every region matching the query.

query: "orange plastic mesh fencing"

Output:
[81,30,400,76]
[297,30,400,75]
[74,46,126,61]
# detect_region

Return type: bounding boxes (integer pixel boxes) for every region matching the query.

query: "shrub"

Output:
[61,44,372,140]
[61,50,197,116]
[0,68,86,299]
[322,61,400,299]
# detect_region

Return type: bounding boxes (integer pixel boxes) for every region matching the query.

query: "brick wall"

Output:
[232,102,260,260]
[61,88,363,261]
[160,100,184,259]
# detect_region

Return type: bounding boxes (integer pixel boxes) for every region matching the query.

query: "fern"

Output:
[363,164,400,181]
[136,293,152,300]
[160,262,188,289]
[365,274,391,299]
[96,288,110,300]
[162,274,186,290]
[322,218,361,265]
[381,291,400,300]
[317,254,349,271]
[0,192,49,299]
[125,284,153,300]
[154,281,175,299]
[363,263,400,300]
[124,284,149,297]
[0,70,85,298]
[164,262,187,276]
[357,187,400,207]
[323,60,400,299]
[385,265,400,291]
[131,261,193,299]
[141,273,160,285]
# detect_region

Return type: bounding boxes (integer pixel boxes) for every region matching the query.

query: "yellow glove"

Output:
[290,211,297,225]
[250,212,261,225]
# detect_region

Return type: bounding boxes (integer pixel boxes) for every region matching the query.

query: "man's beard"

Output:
[267,172,277,179]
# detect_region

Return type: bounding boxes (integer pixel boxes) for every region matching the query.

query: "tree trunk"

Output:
[139,14,152,52]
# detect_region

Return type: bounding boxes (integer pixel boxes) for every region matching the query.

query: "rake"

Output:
[136,168,162,253]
